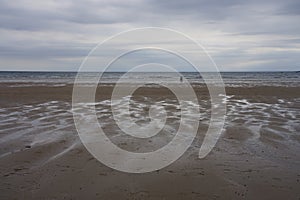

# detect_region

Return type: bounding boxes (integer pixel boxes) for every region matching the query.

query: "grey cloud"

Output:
[0,0,142,31]
[0,0,299,71]
[0,39,94,59]
[275,1,300,15]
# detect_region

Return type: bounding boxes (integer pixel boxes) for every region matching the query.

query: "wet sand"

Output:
[0,84,300,199]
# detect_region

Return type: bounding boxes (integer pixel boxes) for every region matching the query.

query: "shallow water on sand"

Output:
[0,93,299,161]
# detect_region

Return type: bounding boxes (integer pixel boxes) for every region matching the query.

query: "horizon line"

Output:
[0,70,299,73]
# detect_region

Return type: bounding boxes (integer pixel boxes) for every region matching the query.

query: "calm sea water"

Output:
[0,71,299,87]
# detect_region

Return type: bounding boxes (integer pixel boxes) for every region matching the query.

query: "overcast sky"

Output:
[0,0,299,71]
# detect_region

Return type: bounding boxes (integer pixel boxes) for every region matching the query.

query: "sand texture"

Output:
[0,84,299,199]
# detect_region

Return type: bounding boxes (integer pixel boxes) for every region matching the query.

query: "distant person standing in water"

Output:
[180,76,183,82]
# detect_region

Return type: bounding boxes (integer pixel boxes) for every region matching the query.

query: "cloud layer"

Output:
[0,0,299,71]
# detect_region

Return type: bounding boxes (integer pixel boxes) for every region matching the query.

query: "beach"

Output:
[1,0,300,198]
[0,81,299,199]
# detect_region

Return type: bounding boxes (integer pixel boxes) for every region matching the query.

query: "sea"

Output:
[0,71,299,87]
